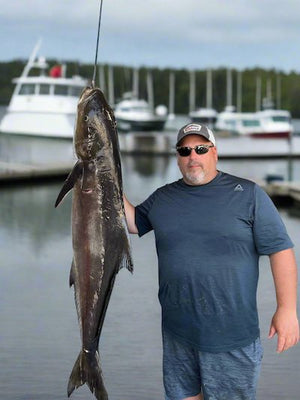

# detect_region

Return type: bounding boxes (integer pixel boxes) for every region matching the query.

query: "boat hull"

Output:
[249,131,292,139]
[116,118,166,132]
[0,111,75,138]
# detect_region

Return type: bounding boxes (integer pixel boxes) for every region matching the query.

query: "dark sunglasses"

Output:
[176,144,214,157]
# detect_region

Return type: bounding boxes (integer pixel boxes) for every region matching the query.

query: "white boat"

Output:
[252,109,293,138]
[215,106,262,136]
[0,41,87,138]
[189,107,218,129]
[215,106,293,138]
[114,93,167,132]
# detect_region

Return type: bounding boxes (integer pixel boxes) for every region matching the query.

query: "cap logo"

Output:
[183,124,202,133]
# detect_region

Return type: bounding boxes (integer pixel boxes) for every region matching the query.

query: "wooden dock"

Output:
[0,132,300,211]
[0,161,72,183]
[262,180,300,207]
[1,160,300,210]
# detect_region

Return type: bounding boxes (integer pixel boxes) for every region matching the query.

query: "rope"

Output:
[92,0,104,87]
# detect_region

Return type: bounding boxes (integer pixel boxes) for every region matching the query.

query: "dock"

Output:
[262,180,300,207]
[1,160,300,211]
[0,131,300,211]
[0,161,72,183]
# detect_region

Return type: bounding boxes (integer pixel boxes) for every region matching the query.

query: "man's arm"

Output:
[268,248,299,352]
[123,194,138,234]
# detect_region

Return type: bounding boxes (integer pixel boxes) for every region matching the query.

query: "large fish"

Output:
[55,86,133,400]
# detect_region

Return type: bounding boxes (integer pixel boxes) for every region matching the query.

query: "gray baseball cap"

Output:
[176,123,216,146]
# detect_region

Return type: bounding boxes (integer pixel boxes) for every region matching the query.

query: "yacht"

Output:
[253,109,293,138]
[114,93,167,132]
[215,106,262,136]
[189,107,218,129]
[0,41,87,138]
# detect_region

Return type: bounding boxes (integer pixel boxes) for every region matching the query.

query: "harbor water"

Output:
[0,108,300,400]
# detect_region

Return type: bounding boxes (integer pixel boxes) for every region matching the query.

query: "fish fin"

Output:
[54,161,83,207]
[124,254,134,274]
[120,217,134,273]
[67,350,108,400]
[69,260,75,287]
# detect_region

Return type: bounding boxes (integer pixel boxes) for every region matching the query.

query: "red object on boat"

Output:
[49,65,62,78]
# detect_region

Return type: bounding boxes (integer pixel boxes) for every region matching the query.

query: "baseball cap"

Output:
[176,123,216,146]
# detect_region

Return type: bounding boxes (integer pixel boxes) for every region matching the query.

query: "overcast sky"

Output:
[1,0,300,71]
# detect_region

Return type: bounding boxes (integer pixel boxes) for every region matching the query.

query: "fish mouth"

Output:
[79,86,101,104]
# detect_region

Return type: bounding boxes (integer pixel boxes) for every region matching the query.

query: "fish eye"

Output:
[84,115,89,122]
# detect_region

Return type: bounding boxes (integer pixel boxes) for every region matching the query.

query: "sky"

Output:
[1,0,300,72]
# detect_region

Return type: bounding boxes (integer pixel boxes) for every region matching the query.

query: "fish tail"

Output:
[67,350,108,400]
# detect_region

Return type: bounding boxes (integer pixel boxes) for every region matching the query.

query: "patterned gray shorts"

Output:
[163,330,263,400]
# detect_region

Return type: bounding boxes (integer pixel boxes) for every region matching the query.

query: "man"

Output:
[123,123,299,400]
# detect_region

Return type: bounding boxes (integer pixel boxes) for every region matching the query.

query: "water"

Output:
[0,109,300,399]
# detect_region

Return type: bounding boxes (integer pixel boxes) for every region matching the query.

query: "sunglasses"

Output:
[176,144,214,157]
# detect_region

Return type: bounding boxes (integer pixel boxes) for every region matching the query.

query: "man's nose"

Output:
[189,148,199,159]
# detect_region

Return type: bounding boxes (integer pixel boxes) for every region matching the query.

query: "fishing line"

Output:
[92,0,104,87]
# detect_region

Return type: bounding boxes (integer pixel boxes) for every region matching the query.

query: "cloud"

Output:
[1,0,300,70]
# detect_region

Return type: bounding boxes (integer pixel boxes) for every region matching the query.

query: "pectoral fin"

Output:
[120,216,134,273]
[69,259,75,287]
[55,161,83,207]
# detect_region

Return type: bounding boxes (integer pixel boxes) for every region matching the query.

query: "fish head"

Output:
[74,86,117,161]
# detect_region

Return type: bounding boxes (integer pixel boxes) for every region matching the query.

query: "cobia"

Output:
[55,86,133,400]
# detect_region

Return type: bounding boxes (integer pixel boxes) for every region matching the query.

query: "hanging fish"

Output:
[55,86,133,400]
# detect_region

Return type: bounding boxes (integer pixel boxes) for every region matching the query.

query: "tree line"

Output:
[1,59,300,117]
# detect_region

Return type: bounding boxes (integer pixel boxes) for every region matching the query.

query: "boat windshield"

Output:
[18,83,84,97]
[54,85,83,96]
[70,86,83,97]
[54,85,68,95]
[40,84,50,94]
[19,84,35,95]
[120,106,150,112]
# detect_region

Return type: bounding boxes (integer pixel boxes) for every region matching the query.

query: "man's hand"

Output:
[269,249,299,353]
[268,307,299,353]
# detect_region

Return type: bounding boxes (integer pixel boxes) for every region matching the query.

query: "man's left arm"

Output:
[269,248,299,352]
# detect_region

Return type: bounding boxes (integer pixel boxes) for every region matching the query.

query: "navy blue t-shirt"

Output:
[135,171,294,352]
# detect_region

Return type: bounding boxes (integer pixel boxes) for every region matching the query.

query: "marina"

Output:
[1,2,300,400]
[1,86,300,400]
[1,152,299,400]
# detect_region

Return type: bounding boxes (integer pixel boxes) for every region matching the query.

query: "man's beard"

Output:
[184,168,206,185]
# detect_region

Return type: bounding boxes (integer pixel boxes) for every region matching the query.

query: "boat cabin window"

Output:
[133,106,149,112]
[19,84,35,95]
[197,117,217,124]
[39,84,50,95]
[54,85,68,95]
[272,116,289,123]
[225,120,236,128]
[70,86,84,97]
[53,85,84,96]
[242,120,260,127]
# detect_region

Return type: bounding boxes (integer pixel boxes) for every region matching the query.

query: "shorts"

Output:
[162,329,263,400]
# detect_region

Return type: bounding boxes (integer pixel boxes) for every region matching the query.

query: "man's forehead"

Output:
[180,134,210,145]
